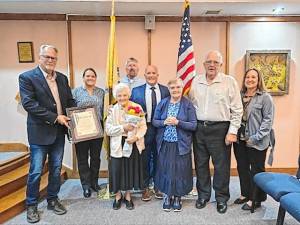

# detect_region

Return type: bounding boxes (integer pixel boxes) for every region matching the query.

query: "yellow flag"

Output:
[98,0,119,200]
[103,0,119,158]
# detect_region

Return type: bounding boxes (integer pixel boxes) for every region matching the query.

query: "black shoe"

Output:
[124,198,134,210]
[91,183,100,192]
[83,188,92,198]
[162,195,172,212]
[234,197,248,204]
[173,196,182,212]
[195,198,208,209]
[47,199,67,215]
[217,202,227,214]
[113,196,122,210]
[241,202,261,210]
[27,205,40,223]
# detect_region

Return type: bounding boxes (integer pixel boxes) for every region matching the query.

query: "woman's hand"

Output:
[126,136,138,144]
[163,117,179,126]
[123,123,135,132]
[225,133,237,145]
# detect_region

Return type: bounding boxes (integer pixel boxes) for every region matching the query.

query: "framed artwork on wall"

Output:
[245,50,291,95]
[17,42,34,63]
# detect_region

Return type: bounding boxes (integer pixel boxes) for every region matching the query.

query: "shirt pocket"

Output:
[253,103,263,109]
[250,103,263,118]
[214,91,226,104]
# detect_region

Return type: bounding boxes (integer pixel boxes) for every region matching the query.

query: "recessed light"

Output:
[272,7,285,14]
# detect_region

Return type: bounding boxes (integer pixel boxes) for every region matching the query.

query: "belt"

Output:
[198,120,229,126]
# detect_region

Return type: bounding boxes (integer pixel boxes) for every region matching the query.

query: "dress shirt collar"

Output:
[39,65,57,80]
[198,72,223,85]
[146,83,159,90]
[125,75,139,83]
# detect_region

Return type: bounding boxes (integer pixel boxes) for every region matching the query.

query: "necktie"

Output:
[150,86,157,121]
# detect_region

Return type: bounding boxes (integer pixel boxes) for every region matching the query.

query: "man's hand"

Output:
[123,123,135,132]
[225,133,237,146]
[126,136,138,144]
[57,115,71,128]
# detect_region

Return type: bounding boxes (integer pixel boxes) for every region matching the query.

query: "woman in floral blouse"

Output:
[153,78,197,212]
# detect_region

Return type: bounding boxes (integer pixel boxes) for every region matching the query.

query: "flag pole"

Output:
[98,0,117,200]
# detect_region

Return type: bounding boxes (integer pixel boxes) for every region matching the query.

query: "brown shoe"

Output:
[141,188,152,201]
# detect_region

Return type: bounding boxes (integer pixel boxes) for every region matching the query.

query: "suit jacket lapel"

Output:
[140,84,148,119]
[34,67,55,102]
[158,84,164,98]
[142,84,146,106]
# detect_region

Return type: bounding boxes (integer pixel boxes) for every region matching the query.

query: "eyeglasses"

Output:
[204,60,221,66]
[41,55,57,61]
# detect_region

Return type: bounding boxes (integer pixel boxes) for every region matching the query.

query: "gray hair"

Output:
[113,83,131,99]
[125,57,138,67]
[167,78,184,88]
[205,50,223,64]
[39,44,58,56]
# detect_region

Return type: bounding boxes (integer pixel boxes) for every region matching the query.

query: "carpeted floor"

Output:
[0,152,23,163]
[5,177,299,225]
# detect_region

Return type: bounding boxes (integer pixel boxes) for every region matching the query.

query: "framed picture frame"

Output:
[245,50,291,95]
[66,106,103,143]
[17,42,34,63]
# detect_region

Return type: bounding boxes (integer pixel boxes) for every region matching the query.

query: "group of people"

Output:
[19,44,275,223]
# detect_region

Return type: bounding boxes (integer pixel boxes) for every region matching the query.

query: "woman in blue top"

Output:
[72,68,105,198]
[153,78,197,212]
[233,68,274,210]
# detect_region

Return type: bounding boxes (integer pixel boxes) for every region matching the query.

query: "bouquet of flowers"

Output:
[123,104,144,157]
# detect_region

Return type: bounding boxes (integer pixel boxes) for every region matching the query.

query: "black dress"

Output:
[110,137,144,193]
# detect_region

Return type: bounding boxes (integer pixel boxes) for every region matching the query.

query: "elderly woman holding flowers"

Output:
[105,83,147,210]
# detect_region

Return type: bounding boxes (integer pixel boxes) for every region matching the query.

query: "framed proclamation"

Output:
[66,106,103,143]
[17,42,34,63]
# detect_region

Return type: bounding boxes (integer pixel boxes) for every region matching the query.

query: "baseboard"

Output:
[65,167,298,179]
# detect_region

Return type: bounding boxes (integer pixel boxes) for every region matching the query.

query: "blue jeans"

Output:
[26,134,65,206]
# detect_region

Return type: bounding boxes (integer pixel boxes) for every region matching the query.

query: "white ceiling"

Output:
[0,0,299,16]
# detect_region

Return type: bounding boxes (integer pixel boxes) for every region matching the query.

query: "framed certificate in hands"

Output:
[66,106,103,143]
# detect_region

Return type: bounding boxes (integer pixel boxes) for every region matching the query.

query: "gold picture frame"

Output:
[245,50,291,95]
[17,42,34,63]
[66,106,103,143]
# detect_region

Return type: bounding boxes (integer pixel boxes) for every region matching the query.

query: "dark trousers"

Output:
[26,134,65,206]
[233,140,267,202]
[142,123,157,188]
[75,138,103,189]
[193,121,231,202]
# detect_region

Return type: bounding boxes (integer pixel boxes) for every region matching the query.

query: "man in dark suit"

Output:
[130,65,170,201]
[19,44,76,223]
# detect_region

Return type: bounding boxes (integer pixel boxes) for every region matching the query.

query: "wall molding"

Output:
[1,14,300,22]
[0,13,66,21]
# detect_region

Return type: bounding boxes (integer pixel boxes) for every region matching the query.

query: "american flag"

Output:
[177,0,196,95]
